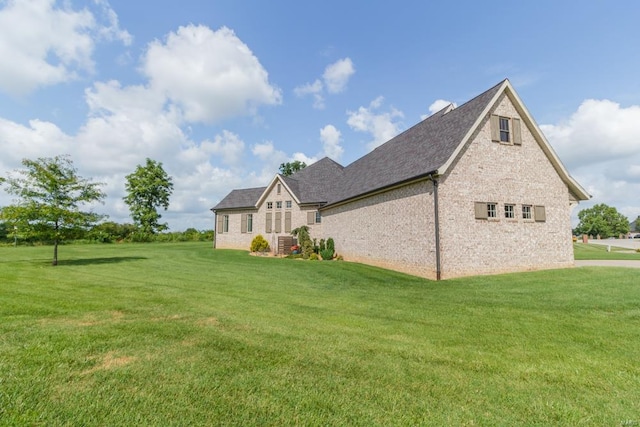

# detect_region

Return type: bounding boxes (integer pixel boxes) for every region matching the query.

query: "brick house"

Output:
[212,79,590,279]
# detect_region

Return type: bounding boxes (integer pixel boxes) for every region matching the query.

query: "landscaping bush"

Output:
[309,253,319,261]
[320,249,334,261]
[250,235,270,253]
[319,237,335,260]
[291,226,314,259]
[326,237,335,253]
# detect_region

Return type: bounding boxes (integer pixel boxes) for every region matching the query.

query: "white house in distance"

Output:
[212,79,590,280]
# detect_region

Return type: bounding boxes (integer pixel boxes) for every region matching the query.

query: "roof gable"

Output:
[324,79,589,207]
[325,80,505,206]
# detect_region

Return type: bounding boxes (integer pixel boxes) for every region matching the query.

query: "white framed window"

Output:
[499,117,510,142]
[522,205,532,220]
[285,200,292,209]
[267,202,273,209]
[504,204,515,219]
[223,215,229,232]
[247,214,253,233]
[491,115,522,145]
[276,201,282,209]
[315,211,321,223]
[487,203,497,219]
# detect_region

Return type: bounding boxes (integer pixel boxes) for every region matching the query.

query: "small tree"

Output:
[279,161,307,177]
[0,155,106,265]
[124,158,174,236]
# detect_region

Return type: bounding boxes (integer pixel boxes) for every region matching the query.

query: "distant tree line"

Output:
[0,220,213,245]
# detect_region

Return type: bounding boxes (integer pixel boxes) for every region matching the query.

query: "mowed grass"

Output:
[574,242,640,260]
[1,243,639,426]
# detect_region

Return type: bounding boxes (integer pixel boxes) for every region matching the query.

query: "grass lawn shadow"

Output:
[59,256,147,266]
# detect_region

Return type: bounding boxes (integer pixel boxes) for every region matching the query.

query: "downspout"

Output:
[212,209,217,249]
[430,175,442,281]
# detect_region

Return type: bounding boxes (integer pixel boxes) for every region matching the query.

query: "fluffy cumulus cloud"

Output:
[323,58,355,94]
[0,16,306,230]
[347,96,404,150]
[0,0,130,96]
[196,131,245,167]
[319,124,344,160]
[542,99,640,223]
[142,25,282,124]
[294,57,355,109]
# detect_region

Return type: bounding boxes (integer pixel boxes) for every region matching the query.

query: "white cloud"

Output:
[541,99,640,225]
[142,25,282,124]
[294,79,324,109]
[347,96,404,150]
[0,118,73,168]
[320,124,344,160]
[0,0,131,96]
[93,0,132,45]
[249,141,317,183]
[542,99,640,169]
[198,131,245,167]
[0,20,293,231]
[295,57,355,109]
[0,0,94,95]
[323,57,355,94]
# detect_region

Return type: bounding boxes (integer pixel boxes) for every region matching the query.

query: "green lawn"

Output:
[574,242,640,260]
[1,243,639,426]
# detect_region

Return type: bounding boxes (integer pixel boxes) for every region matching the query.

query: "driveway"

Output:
[582,238,640,250]
[575,260,640,269]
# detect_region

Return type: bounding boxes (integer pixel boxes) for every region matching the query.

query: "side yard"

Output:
[1,243,639,425]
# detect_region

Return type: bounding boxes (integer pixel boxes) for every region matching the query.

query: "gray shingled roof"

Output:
[212,80,505,211]
[281,157,344,204]
[212,187,265,210]
[324,80,503,206]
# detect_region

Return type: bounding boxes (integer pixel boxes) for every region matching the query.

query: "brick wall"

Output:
[321,180,438,279]
[437,93,575,278]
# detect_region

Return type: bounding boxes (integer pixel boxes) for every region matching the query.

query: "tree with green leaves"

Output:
[0,155,106,265]
[124,158,174,236]
[279,160,307,176]
[575,203,629,238]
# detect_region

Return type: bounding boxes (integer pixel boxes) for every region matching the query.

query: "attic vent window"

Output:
[499,117,510,142]
[277,184,281,195]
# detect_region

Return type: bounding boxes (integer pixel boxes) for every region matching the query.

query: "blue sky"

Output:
[2,0,640,230]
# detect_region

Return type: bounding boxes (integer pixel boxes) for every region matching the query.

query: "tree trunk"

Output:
[52,239,58,266]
